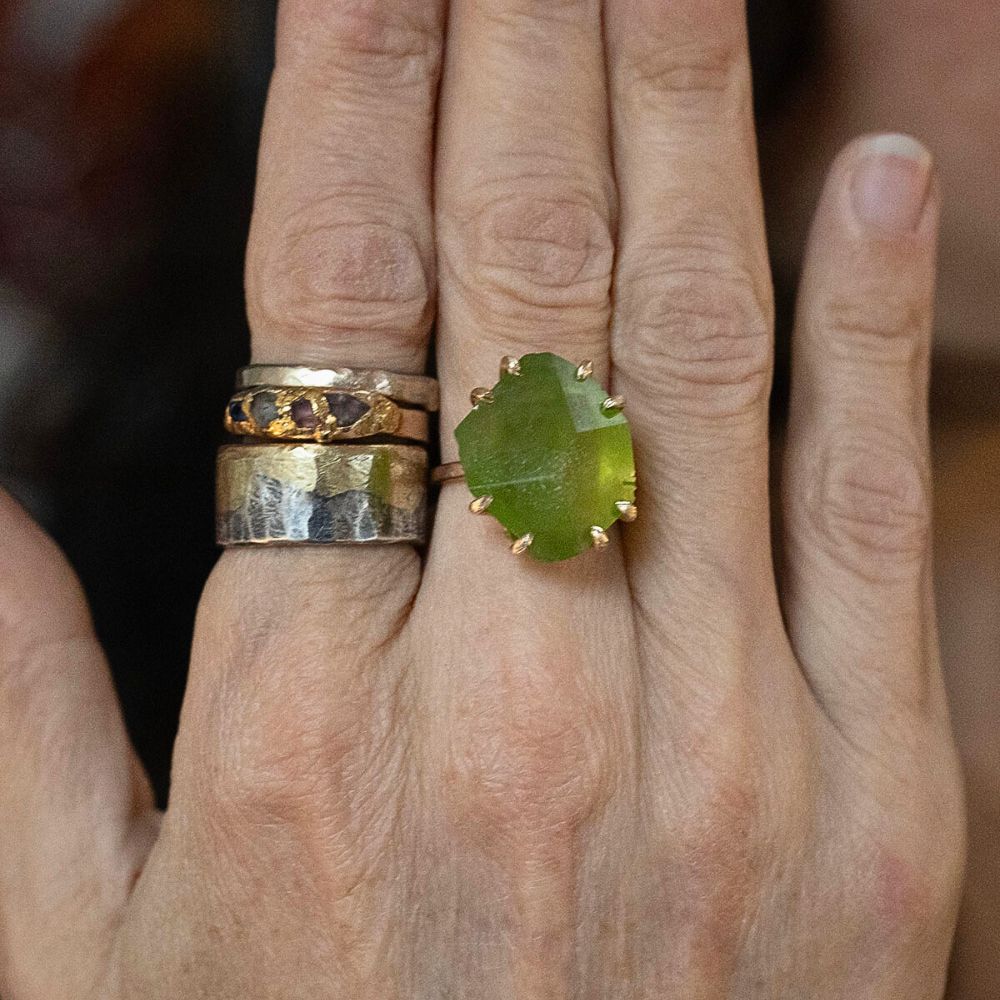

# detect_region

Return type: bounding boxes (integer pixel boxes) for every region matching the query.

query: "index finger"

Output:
[246,0,444,370]
[177,0,444,830]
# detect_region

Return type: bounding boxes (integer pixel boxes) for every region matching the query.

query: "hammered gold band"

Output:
[226,386,429,444]
[219,364,436,548]
[216,443,428,546]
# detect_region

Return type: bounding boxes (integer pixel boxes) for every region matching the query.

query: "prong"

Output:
[500,355,522,377]
[615,501,638,523]
[590,526,610,549]
[576,360,594,382]
[510,532,534,556]
[601,394,626,414]
[469,495,494,514]
[470,387,494,406]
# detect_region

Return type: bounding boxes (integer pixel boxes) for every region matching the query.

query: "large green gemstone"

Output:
[455,353,636,562]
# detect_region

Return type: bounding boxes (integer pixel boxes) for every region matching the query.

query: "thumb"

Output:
[0,490,159,999]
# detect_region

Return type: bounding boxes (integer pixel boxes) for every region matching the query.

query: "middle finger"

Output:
[418,3,638,989]
[607,0,779,649]
[434,0,616,451]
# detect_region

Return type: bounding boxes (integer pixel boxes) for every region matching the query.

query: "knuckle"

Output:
[613,241,772,418]
[247,206,431,349]
[645,726,768,951]
[277,0,441,88]
[442,187,613,332]
[614,3,746,113]
[858,820,965,946]
[621,40,744,109]
[179,561,416,836]
[820,290,926,368]
[441,652,619,851]
[194,671,398,837]
[811,434,931,571]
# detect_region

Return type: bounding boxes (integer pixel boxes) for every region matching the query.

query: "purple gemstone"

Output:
[249,393,279,428]
[290,397,319,429]
[326,392,371,427]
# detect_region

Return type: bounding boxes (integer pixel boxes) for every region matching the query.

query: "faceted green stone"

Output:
[455,353,636,562]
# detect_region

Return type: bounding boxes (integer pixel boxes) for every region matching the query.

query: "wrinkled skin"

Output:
[0,2,965,998]
[758,3,1000,994]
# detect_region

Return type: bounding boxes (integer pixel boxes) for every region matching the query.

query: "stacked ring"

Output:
[236,365,439,411]
[217,364,437,547]
[216,443,428,546]
[225,387,429,444]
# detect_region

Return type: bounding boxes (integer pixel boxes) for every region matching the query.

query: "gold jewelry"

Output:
[216,443,428,546]
[431,462,465,485]
[237,364,439,412]
[433,352,636,562]
[225,386,429,444]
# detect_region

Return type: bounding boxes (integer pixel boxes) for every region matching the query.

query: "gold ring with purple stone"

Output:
[225,386,430,444]
[433,353,637,563]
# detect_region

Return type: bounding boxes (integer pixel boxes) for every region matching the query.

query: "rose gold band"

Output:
[431,462,466,485]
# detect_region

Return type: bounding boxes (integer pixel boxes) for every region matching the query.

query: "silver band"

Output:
[216,443,428,546]
[237,365,439,412]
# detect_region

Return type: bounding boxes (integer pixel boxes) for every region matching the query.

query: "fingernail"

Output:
[851,134,933,234]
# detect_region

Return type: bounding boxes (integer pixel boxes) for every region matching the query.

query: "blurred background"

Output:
[0,0,272,797]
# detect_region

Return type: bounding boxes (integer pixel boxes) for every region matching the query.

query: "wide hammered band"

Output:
[237,365,440,412]
[225,386,429,444]
[216,443,428,546]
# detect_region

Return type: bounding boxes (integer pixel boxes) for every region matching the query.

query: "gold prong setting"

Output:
[590,526,610,549]
[615,500,638,523]
[511,532,534,556]
[456,353,636,562]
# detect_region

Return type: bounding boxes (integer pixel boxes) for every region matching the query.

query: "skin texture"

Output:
[757,3,1000,994]
[0,2,967,997]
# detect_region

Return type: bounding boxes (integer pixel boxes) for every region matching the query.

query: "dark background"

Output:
[0,0,818,803]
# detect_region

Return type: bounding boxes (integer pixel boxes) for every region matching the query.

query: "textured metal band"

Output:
[237,365,440,412]
[225,387,429,444]
[216,443,428,546]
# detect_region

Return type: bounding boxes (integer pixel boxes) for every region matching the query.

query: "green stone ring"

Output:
[435,352,637,563]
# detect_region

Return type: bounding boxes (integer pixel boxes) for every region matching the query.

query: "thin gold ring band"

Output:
[431,462,466,485]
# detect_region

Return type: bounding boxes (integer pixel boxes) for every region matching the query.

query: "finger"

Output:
[246,0,444,370]
[781,134,941,731]
[165,0,445,947]
[433,0,615,448]
[605,0,777,616]
[232,0,445,648]
[213,1,444,712]
[418,5,636,990]
[0,491,158,999]
[430,0,618,575]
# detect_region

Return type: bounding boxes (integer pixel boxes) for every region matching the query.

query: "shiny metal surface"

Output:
[216,443,428,546]
[237,365,439,412]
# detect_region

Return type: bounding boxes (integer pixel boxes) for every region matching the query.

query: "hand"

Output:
[0,1,964,997]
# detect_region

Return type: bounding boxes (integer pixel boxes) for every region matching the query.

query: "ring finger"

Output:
[605,0,781,709]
